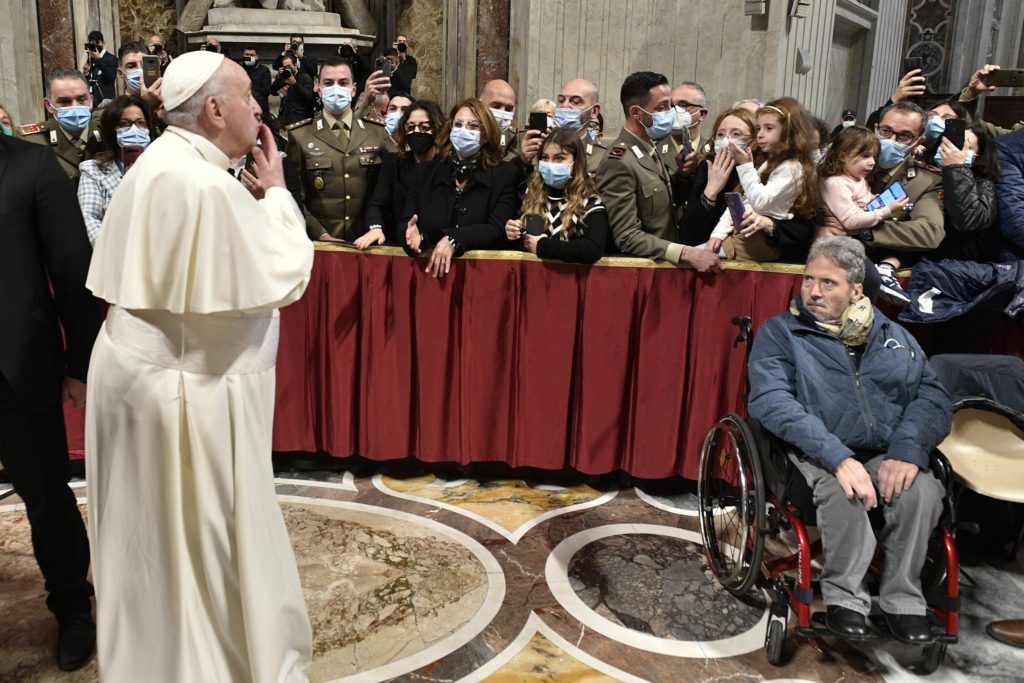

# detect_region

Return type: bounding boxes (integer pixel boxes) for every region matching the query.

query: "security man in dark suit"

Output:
[18,69,102,185]
[597,71,721,272]
[0,131,102,671]
[286,56,390,240]
[82,31,117,106]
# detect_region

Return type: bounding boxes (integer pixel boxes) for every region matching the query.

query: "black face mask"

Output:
[406,131,435,156]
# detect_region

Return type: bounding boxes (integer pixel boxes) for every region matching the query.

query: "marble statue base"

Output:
[184,8,374,61]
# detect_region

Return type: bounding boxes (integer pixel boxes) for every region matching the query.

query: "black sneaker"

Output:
[877,264,910,305]
[56,611,96,672]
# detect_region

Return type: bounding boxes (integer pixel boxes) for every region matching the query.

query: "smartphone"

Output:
[528,112,548,133]
[725,192,746,228]
[942,118,966,149]
[375,57,392,79]
[142,54,161,87]
[866,181,907,211]
[523,213,546,236]
[988,68,1024,88]
[903,56,924,75]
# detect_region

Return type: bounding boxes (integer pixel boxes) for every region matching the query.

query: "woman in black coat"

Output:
[355,99,445,247]
[936,124,1003,261]
[403,96,522,277]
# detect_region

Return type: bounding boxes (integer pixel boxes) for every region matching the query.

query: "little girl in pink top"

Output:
[818,126,908,232]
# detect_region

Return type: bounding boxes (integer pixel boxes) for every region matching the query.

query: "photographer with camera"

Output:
[240,46,272,119]
[273,35,317,80]
[393,35,417,94]
[200,37,222,54]
[273,51,315,126]
[338,40,369,96]
[147,34,172,73]
[82,31,116,108]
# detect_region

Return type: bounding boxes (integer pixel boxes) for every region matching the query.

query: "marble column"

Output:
[475,0,510,93]
[0,1,44,124]
[39,0,77,74]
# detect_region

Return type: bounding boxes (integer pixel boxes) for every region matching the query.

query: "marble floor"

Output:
[2,462,1023,682]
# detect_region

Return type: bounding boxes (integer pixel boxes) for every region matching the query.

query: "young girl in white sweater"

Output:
[705,98,818,261]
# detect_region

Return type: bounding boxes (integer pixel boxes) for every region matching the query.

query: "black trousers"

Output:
[0,376,92,619]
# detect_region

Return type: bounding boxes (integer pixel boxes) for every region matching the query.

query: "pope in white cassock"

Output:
[85,51,314,681]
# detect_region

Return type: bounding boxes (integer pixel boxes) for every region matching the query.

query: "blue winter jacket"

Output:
[748,306,952,473]
[996,129,1024,260]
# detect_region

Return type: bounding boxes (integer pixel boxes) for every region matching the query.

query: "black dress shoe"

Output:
[883,612,935,644]
[826,605,872,639]
[56,611,96,672]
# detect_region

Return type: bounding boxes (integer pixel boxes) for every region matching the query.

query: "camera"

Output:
[151,43,164,54]
[279,66,295,77]
[290,42,300,52]
[85,42,99,52]
[396,42,407,53]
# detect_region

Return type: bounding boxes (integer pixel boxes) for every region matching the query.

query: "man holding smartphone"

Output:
[957,64,1024,138]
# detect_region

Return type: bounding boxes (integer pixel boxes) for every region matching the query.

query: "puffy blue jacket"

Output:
[748,307,952,473]
[996,129,1024,260]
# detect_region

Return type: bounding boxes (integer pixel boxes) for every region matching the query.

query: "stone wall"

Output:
[118,0,177,44]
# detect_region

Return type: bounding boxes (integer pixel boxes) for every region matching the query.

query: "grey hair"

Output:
[163,64,231,128]
[676,80,707,106]
[45,68,90,98]
[878,100,927,135]
[807,237,866,286]
[733,97,763,109]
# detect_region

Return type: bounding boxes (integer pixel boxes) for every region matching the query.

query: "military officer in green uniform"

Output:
[555,78,608,175]
[18,69,102,185]
[286,56,391,241]
[597,71,721,273]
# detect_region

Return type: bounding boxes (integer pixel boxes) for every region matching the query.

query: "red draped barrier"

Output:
[67,247,1024,479]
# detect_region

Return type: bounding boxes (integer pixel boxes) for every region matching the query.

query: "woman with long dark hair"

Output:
[77,94,158,246]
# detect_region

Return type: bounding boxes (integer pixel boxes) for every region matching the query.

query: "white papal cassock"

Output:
[85,126,314,682]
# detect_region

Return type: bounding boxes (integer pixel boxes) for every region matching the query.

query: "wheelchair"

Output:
[696,317,959,674]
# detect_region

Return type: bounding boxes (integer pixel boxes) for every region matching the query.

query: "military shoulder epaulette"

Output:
[361,117,385,128]
[19,123,44,135]
[285,118,313,131]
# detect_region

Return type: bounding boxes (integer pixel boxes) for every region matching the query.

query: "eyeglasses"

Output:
[675,101,707,114]
[715,131,752,141]
[116,120,147,130]
[451,120,481,131]
[405,122,433,133]
[876,125,918,146]
[926,111,957,121]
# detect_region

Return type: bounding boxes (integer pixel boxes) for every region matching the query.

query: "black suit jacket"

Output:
[88,51,118,102]
[246,63,273,117]
[365,151,417,244]
[275,71,316,126]
[0,135,101,412]
[401,158,522,253]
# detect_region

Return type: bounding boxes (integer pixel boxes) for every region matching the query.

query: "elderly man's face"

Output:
[216,62,262,158]
[801,256,864,323]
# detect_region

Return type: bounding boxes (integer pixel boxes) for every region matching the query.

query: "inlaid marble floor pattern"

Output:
[2,464,1023,682]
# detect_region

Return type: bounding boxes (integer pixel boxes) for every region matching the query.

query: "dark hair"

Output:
[243,46,258,53]
[968,124,1002,180]
[389,90,412,102]
[811,116,829,147]
[439,97,504,168]
[924,98,971,124]
[281,51,297,66]
[319,56,353,80]
[819,126,880,179]
[118,41,147,63]
[94,95,158,164]
[395,99,445,159]
[619,71,669,117]
[596,111,604,132]
[290,35,304,42]
[88,30,104,42]
[878,100,927,135]
[45,68,90,98]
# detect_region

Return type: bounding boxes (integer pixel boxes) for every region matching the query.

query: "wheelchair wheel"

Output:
[698,414,766,596]
[921,642,946,675]
[765,618,785,666]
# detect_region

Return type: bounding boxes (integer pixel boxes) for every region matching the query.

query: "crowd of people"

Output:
[2,26,1024,680]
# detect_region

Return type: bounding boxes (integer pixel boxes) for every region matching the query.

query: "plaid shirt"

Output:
[77,159,122,247]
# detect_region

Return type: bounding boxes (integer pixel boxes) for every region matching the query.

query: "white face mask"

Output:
[490,107,514,132]
[672,106,693,133]
[714,136,749,152]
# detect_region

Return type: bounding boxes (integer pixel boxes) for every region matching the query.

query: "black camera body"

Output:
[397,42,407,54]
[151,43,164,54]
[290,42,300,52]
[85,42,99,52]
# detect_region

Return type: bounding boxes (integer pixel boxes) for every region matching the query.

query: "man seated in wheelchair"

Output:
[747,236,952,644]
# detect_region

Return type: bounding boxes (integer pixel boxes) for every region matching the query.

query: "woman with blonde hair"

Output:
[505,127,608,263]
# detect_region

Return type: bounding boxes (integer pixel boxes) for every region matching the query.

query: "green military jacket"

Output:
[285,111,390,241]
[869,157,945,251]
[596,127,685,263]
[578,127,608,176]
[18,114,103,185]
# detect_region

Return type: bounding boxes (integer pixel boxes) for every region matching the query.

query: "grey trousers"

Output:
[791,453,944,615]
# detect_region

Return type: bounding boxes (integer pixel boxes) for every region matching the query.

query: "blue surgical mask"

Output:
[125,69,143,93]
[449,127,481,157]
[640,107,675,141]
[555,105,593,131]
[0,123,11,137]
[116,124,150,149]
[385,111,402,136]
[924,115,945,140]
[876,135,910,169]
[55,105,91,134]
[933,149,974,168]
[320,85,353,116]
[538,161,572,189]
